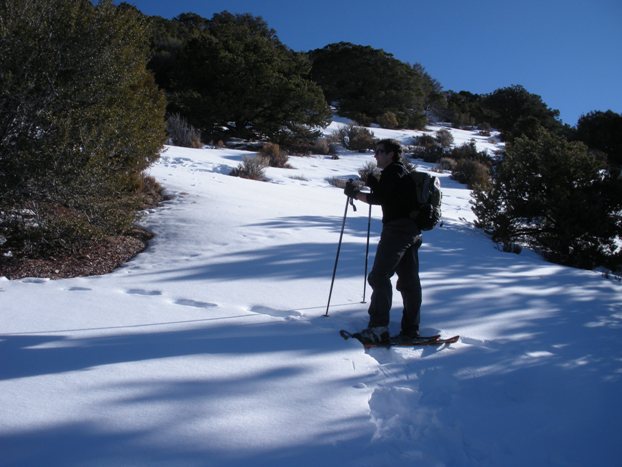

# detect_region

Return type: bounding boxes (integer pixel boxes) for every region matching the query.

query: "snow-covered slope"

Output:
[1,124,620,466]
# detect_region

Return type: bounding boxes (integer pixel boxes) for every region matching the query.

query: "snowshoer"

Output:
[344,139,422,345]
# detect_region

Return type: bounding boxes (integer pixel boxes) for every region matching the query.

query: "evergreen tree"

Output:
[472,129,622,269]
[576,110,622,169]
[441,90,485,128]
[480,84,563,140]
[412,63,446,119]
[308,42,433,128]
[0,0,166,256]
[154,12,330,143]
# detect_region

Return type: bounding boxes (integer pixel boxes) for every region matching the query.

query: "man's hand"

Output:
[344,180,360,198]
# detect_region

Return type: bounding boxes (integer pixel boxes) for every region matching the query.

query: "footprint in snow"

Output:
[174,298,218,309]
[126,288,163,296]
[250,305,303,320]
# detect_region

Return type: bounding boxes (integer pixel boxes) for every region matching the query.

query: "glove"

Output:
[344,180,360,198]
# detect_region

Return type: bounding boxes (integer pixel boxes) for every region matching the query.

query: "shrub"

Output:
[259,143,290,168]
[452,159,490,188]
[472,129,622,269]
[435,128,454,148]
[136,174,166,209]
[337,125,376,152]
[449,140,491,165]
[272,124,324,155]
[358,161,379,185]
[377,111,400,129]
[411,134,444,162]
[438,157,457,172]
[346,112,374,127]
[230,156,268,181]
[167,113,202,148]
[413,134,437,149]
[412,147,444,163]
[312,137,331,155]
[478,122,492,136]
[0,0,167,258]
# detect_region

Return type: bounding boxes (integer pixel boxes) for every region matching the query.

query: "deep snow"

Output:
[1,122,621,466]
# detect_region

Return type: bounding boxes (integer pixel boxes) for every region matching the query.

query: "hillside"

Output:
[1,122,620,466]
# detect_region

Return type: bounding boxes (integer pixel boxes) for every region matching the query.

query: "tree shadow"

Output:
[1,319,379,466]
[0,320,345,381]
[134,214,381,282]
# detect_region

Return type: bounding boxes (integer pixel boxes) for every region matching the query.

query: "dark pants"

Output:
[367,218,422,333]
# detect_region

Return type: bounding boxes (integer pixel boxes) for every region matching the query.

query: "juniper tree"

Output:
[472,129,622,269]
[308,42,435,129]
[0,0,166,256]
[155,12,330,144]
[576,110,622,169]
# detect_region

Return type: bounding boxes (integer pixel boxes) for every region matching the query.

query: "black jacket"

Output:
[366,162,415,223]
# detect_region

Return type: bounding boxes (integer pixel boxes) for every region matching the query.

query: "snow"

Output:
[1,123,621,466]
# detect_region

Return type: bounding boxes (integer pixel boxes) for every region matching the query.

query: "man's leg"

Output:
[396,237,422,336]
[367,222,419,328]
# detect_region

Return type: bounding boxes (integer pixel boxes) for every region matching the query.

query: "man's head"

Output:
[374,139,402,169]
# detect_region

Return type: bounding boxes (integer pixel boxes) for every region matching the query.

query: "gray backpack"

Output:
[409,171,442,230]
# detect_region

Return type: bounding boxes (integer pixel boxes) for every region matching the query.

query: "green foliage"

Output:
[411,63,446,118]
[308,42,432,129]
[377,112,400,129]
[442,86,568,142]
[575,110,622,169]
[413,134,438,149]
[472,129,622,269]
[452,159,490,189]
[440,90,484,128]
[411,134,444,162]
[438,157,457,172]
[0,0,166,257]
[480,85,563,140]
[150,12,330,142]
[336,125,377,152]
[435,129,454,148]
[411,135,489,167]
[449,140,491,165]
[271,124,324,155]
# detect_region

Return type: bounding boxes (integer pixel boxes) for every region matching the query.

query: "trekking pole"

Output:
[325,192,356,317]
[361,203,372,303]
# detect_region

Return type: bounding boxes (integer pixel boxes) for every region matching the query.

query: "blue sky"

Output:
[124,0,621,126]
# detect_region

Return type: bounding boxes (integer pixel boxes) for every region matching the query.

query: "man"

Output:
[344,139,422,345]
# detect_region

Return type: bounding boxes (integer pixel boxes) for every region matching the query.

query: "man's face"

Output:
[374,145,393,169]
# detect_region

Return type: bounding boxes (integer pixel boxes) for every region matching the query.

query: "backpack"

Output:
[408,170,442,230]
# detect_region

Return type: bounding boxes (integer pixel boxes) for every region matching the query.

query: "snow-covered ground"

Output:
[1,123,620,466]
